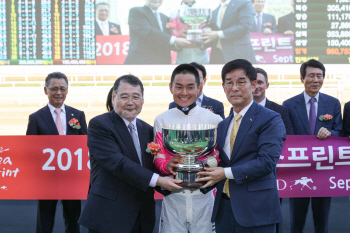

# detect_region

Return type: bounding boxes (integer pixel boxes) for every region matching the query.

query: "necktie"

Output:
[54,109,64,135]
[257,14,262,32]
[154,11,163,32]
[309,98,316,135]
[128,123,143,166]
[102,21,108,35]
[217,3,227,49]
[225,114,242,197]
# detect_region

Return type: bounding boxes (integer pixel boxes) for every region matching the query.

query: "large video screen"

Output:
[0,0,349,65]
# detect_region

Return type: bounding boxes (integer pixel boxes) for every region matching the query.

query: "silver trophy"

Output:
[162,124,217,188]
[179,8,211,43]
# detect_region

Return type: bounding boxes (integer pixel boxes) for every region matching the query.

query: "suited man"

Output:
[26,72,87,233]
[253,67,294,135]
[343,101,350,136]
[197,59,285,232]
[277,0,294,35]
[79,75,182,233]
[169,62,225,119]
[124,0,190,64]
[95,2,121,35]
[202,0,256,64]
[250,0,277,34]
[282,59,343,233]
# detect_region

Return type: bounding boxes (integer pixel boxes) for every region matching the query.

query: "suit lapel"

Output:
[136,119,151,168]
[230,102,259,161]
[143,5,162,31]
[201,95,210,108]
[265,99,273,110]
[41,105,59,135]
[315,93,327,132]
[111,112,141,165]
[221,1,235,29]
[218,115,232,165]
[65,106,74,135]
[294,93,311,135]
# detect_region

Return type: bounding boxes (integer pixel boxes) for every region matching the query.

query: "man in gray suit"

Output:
[250,0,277,34]
[202,0,256,64]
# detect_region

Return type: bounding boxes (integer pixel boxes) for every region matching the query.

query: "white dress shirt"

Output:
[196,93,204,107]
[216,0,231,39]
[121,116,159,187]
[258,97,267,107]
[303,91,319,119]
[48,103,67,135]
[254,12,264,30]
[223,100,254,179]
[96,18,109,35]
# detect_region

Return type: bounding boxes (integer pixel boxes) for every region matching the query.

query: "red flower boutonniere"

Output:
[319,114,333,121]
[146,142,161,156]
[264,22,272,27]
[110,26,119,34]
[166,23,175,30]
[68,118,81,129]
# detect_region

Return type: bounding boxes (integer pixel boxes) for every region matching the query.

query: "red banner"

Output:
[1,135,349,199]
[96,35,130,65]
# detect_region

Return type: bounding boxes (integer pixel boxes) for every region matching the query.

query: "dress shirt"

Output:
[121,116,159,187]
[48,103,67,135]
[147,6,176,45]
[223,100,254,179]
[196,93,204,107]
[216,0,231,39]
[258,97,267,107]
[303,91,319,119]
[255,13,263,30]
[96,18,109,35]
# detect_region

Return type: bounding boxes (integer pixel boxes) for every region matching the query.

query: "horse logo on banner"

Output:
[290,177,314,190]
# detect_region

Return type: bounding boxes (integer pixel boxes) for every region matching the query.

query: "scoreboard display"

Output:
[294,0,350,64]
[0,0,349,65]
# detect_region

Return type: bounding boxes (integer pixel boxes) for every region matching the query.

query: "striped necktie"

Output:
[309,98,316,135]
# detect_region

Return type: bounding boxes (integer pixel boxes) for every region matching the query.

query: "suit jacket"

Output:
[212,102,285,227]
[277,12,294,34]
[265,99,294,135]
[95,21,121,35]
[282,92,343,136]
[208,0,256,63]
[124,5,174,64]
[79,111,158,233]
[250,13,277,33]
[343,101,350,136]
[168,95,225,119]
[26,105,87,136]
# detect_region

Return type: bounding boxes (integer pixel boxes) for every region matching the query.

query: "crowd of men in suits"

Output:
[26,57,350,233]
[96,0,295,65]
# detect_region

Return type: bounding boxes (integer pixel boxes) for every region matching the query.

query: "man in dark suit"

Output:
[169,62,225,119]
[277,0,294,35]
[253,67,294,135]
[283,59,343,233]
[343,101,350,136]
[124,0,190,64]
[250,0,277,34]
[26,72,87,233]
[197,59,285,232]
[79,75,182,233]
[202,0,256,64]
[95,2,121,35]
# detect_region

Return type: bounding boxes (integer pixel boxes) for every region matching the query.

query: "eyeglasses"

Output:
[224,81,248,89]
[117,95,143,103]
[47,87,68,93]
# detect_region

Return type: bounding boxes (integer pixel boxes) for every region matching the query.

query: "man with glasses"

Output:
[79,75,183,233]
[26,72,87,233]
[197,59,285,233]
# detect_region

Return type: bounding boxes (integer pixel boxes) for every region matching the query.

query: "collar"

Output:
[147,5,158,14]
[221,0,231,6]
[197,93,204,103]
[48,103,65,114]
[121,116,137,130]
[255,12,263,17]
[258,97,267,107]
[183,1,196,7]
[96,18,108,25]
[303,91,319,104]
[233,100,254,118]
[176,102,197,115]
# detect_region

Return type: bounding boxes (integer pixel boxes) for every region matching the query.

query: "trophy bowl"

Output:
[162,124,217,188]
[179,8,212,43]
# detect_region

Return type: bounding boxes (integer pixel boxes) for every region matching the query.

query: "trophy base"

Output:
[174,167,205,188]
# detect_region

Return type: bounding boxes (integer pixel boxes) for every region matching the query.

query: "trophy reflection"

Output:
[162,124,217,188]
[179,8,212,43]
